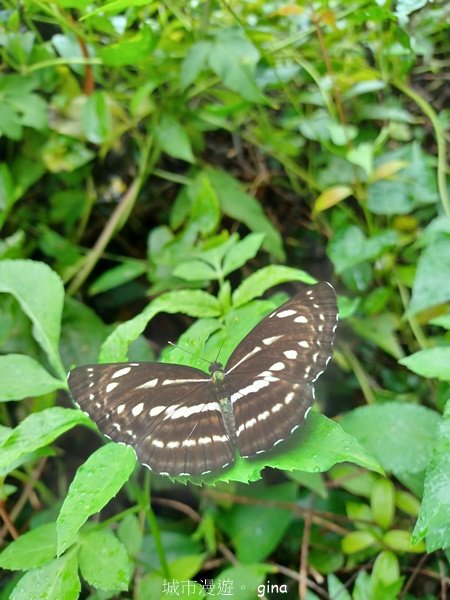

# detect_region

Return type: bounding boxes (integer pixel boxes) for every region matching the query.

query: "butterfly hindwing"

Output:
[229,375,314,458]
[68,363,234,476]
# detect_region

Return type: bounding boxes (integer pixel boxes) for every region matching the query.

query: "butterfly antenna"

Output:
[167,341,211,366]
[215,317,236,364]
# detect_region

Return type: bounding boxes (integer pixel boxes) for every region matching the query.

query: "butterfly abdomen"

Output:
[210,364,238,447]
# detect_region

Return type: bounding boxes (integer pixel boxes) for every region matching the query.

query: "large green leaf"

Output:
[0,354,65,401]
[217,483,296,563]
[208,30,263,102]
[399,347,450,381]
[99,290,221,362]
[0,523,57,571]
[412,401,450,551]
[79,530,131,591]
[0,408,90,476]
[232,265,315,307]
[187,411,382,486]
[340,402,440,477]
[10,553,80,600]
[0,260,65,378]
[409,238,450,314]
[206,169,285,260]
[56,443,136,555]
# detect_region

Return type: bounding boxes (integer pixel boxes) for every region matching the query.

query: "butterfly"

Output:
[68,282,338,476]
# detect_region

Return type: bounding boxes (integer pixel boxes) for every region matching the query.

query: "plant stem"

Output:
[67,136,153,296]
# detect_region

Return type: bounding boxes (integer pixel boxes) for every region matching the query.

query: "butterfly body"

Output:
[68,282,338,477]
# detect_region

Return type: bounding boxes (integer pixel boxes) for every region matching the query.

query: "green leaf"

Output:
[82,91,112,144]
[353,571,372,600]
[370,551,403,600]
[371,479,395,529]
[0,102,22,140]
[98,27,156,66]
[383,529,425,553]
[327,574,352,600]
[395,490,421,517]
[162,318,221,371]
[57,443,136,555]
[204,299,276,368]
[328,226,398,274]
[167,554,205,580]
[342,530,377,554]
[329,464,377,498]
[0,408,90,477]
[412,401,450,551]
[141,530,202,571]
[340,402,440,477]
[0,354,65,402]
[61,298,110,368]
[202,412,382,487]
[0,163,16,224]
[42,136,95,173]
[83,0,151,19]
[0,260,65,378]
[99,290,221,363]
[287,470,327,498]
[209,31,263,102]
[347,142,374,176]
[222,233,265,277]
[0,523,56,570]
[218,483,296,563]
[155,115,195,163]
[117,514,143,558]
[232,265,315,307]
[399,347,450,381]
[367,142,439,214]
[409,238,450,314]
[430,313,450,330]
[207,169,285,260]
[10,553,80,600]
[351,314,404,359]
[79,530,131,591]
[180,41,211,89]
[187,171,221,235]
[88,260,147,296]
[173,259,217,281]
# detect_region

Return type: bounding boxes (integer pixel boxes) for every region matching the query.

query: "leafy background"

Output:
[0,1,449,599]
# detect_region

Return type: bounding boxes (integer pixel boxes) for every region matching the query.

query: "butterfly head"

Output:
[209,361,224,382]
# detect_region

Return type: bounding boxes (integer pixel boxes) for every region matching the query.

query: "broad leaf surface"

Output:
[340,402,440,476]
[0,523,57,570]
[79,530,131,591]
[10,553,80,600]
[99,290,221,362]
[412,401,450,551]
[217,483,296,563]
[56,443,136,555]
[0,260,65,378]
[0,354,65,401]
[399,347,450,381]
[0,408,90,476]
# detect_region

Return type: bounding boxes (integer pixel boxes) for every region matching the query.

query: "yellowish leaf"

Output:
[313,186,352,214]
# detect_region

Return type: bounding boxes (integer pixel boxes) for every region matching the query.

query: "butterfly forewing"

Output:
[224,281,337,459]
[68,363,234,476]
[68,282,338,477]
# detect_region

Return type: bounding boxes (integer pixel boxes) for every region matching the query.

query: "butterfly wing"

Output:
[68,363,235,476]
[225,282,338,458]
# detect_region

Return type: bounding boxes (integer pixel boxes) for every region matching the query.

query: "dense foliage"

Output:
[0,1,449,599]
